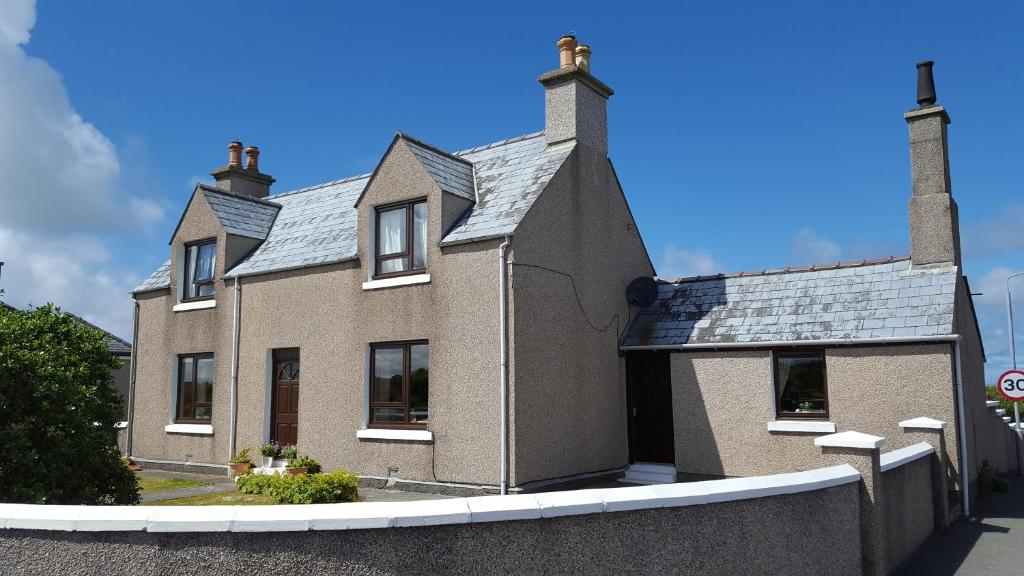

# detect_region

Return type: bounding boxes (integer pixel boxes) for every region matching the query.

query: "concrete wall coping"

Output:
[986,401,999,408]
[898,417,949,430]
[0,464,860,533]
[880,442,935,473]
[815,430,886,449]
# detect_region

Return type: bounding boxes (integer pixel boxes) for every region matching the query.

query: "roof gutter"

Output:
[620,334,960,351]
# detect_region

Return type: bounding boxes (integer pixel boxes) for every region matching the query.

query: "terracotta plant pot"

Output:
[229,462,253,477]
[286,466,308,477]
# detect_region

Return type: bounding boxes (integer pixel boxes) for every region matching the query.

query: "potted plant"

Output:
[259,442,279,469]
[229,448,254,477]
[279,445,298,469]
[797,401,813,413]
[286,454,321,477]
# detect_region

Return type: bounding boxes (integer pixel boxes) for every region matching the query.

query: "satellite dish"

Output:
[626,276,658,307]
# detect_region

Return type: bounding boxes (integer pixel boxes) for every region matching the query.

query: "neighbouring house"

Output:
[128,38,1007,509]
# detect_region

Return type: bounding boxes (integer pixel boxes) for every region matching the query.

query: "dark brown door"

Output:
[626,351,675,464]
[271,348,300,446]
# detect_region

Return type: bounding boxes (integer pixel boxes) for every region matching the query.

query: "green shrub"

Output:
[288,455,321,474]
[237,469,358,504]
[0,304,139,504]
[230,447,252,465]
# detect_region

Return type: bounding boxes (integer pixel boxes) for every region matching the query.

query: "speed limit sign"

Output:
[998,369,1024,402]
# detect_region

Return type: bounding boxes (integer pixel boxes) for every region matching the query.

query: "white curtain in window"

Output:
[379,209,405,256]
[776,359,792,405]
[196,244,216,281]
[413,203,427,269]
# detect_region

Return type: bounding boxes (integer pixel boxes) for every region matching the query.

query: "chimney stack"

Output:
[210,141,275,199]
[905,61,961,267]
[539,34,613,154]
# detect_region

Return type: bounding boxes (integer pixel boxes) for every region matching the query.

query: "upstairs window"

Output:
[177,353,213,423]
[774,351,829,419]
[375,200,427,278]
[184,239,216,301]
[370,341,429,427]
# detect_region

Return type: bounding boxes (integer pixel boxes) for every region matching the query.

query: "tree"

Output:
[0,304,139,504]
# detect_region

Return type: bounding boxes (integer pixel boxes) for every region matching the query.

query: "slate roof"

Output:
[134,260,171,294]
[68,313,133,356]
[404,137,476,201]
[134,131,572,289]
[200,185,280,240]
[622,257,959,347]
[225,175,368,278]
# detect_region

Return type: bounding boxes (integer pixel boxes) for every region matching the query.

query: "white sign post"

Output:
[997,369,1024,430]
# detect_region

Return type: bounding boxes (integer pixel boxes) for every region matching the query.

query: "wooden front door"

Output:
[626,351,675,464]
[271,348,300,446]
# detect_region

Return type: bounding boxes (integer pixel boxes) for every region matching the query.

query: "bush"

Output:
[259,442,279,458]
[288,455,321,474]
[237,469,359,504]
[280,445,298,461]
[0,304,139,504]
[230,448,252,465]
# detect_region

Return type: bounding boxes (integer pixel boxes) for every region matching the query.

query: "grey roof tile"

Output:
[133,260,171,293]
[200,185,280,240]
[622,258,958,347]
[129,131,573,290]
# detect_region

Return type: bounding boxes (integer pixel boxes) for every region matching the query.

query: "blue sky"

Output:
[1,1,1021,381]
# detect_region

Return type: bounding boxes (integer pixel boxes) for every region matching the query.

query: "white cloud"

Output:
[0,0,33,46]
[0,1,161,234]
[787,227,841,266]
[0,229,138,339]
[0,1,159,340]
[658,245,724,280]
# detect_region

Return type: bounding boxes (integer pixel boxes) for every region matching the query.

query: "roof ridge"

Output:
[658,255,912,285]
[454,130,544,156]
[398,132,473,167]
[268,173,373,199]
[199,183,282,208]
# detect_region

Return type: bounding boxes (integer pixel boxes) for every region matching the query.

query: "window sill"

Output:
[164,423,214,435]
[172,300,216,312]
[356,428,433,442]
[362,274,431,291]
[766,420,836,434]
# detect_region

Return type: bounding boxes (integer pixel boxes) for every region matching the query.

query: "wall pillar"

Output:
[816,431,887,576]
[899,417,951,528]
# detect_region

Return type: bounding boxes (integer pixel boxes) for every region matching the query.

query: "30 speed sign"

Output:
[997,369,1024,402]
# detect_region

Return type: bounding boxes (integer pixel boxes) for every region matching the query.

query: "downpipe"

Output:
[953,340,970,516]
[229,277,241,462]
[125,300,140,457]
[499,236,511,495]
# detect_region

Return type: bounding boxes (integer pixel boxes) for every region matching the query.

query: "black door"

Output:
[626,351,675,464]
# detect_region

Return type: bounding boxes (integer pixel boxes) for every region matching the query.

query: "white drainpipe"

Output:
[953,340,970,516]
[125,300,140,457]
[229,277,241,461]
[499,236,511,495]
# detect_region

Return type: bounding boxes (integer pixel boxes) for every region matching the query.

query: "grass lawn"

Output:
[137,476,213,494]
[140,491,278,506]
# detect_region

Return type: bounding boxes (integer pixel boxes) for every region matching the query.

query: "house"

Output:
[128,39,1002,506]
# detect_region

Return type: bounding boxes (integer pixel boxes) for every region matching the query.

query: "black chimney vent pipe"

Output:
[916,60,937,108]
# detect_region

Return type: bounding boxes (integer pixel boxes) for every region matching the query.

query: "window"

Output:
[177,353,214,423]
[370,341,429,427]
[774,351,828,418]
[375,200,427,278]
[184,239,216,301]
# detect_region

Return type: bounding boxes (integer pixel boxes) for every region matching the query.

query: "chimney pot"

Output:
[574,44,591,72]
[557,35,577,69]
[245,146,260,172]
[228,141,243,167]
[916,60,937,108]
